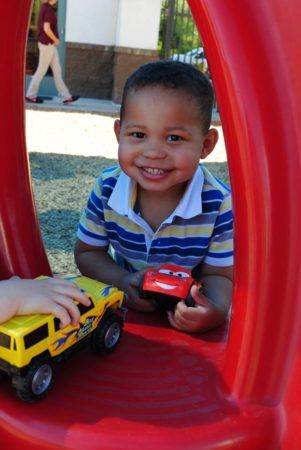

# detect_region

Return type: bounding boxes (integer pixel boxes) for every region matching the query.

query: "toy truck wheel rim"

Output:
[31,363,53,395]
[92,314,123,354]
[104,322,121,349]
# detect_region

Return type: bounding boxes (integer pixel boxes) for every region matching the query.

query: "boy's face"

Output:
[114,86,218,196]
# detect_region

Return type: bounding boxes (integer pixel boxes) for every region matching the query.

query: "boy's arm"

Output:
[74,239,156,312]
[168,263,233,333]
[75,239,129,290]
[196,263,233,313]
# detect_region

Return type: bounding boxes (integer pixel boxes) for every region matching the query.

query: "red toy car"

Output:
[139,264,202,310]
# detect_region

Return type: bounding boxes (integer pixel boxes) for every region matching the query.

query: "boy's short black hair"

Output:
[120,60,214,133]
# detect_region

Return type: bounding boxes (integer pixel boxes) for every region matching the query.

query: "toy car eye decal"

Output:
[174,271,190,278]
[158,269,175,276]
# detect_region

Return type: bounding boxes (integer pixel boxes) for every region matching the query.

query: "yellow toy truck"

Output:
[0,275,125,402]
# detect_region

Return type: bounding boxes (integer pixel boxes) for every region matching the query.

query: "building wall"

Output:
[65,0,118,45]
[64,0,161,102]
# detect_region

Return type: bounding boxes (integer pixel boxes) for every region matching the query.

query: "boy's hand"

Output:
[120,270,157,312]
[167,284,227,333]
[6,277,90,329]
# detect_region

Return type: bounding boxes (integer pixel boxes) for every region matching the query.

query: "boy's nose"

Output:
[142,143,166,159]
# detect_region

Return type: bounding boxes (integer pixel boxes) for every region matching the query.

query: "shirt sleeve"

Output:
[43,8,55,24]
[203,192,234,267]
[76,176,109,247]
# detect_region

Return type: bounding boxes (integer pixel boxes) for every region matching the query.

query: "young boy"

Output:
[75,61,233,333]
[0,276,90,328]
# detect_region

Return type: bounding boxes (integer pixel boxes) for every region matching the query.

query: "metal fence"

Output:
[159,0,218,111]
[159,0,207,71]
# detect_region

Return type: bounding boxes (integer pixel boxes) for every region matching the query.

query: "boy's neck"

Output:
[137,182,188,232]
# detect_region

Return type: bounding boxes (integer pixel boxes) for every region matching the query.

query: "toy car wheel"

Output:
[92,313,123,355]
[12,357,54,402]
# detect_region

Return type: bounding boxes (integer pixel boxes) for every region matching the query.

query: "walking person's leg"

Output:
[50,46,71,100]
[26,43,54,102]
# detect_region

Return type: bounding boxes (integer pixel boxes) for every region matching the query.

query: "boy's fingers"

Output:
[190,285,209,309]
[129,269,149,288]
[167,310,179,329]
[125,293,156,312]
[167,310,190,331]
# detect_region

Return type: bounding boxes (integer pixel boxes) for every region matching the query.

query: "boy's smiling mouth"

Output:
[142,167,170,175]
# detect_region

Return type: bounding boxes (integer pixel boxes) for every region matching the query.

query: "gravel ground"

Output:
[26,109,230,274]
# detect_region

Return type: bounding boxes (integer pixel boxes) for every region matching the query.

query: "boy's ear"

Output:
[200,128,219,159]
[114,119,121,142]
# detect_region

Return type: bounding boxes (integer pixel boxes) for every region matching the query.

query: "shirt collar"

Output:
[108,166,204,221]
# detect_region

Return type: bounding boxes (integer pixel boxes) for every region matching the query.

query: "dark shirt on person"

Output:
[38,4,59,45]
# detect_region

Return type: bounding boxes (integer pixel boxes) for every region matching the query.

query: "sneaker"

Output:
[25,96,44,104]
[63,95,80,105]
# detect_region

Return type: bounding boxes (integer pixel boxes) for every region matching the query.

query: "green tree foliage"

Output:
[158,0,202,58]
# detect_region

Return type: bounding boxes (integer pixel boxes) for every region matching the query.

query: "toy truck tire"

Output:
[92,313,123,355]
[12,357,54,403]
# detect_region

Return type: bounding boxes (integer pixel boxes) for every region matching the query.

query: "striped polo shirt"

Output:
[77,165,233,272]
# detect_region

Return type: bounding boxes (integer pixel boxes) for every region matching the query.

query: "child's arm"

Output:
[0,277,91,328]
[75,239,157,312]
[167,264,233,333]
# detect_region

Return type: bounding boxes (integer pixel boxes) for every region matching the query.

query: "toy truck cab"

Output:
[0,275,125,402]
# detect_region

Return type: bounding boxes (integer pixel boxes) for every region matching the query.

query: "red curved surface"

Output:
[0,0,300,448]
[0,0,51,279]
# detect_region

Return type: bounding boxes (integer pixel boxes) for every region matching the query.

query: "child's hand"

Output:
[120,270,157,312]
[167,284,227,333]
[1,277,90,328]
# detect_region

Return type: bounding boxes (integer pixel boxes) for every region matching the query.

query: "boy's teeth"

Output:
[144,167,165,175]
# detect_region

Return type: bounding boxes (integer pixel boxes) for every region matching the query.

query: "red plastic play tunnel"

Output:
[0,0,300,448]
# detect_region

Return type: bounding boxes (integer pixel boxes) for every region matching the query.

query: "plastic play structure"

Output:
[0,0,300,448]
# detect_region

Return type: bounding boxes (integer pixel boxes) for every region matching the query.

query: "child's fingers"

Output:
[43,279,91,306]
[51,304,73,329]
[51,295,81,326]
[167,310,191,331]
[129,268,150,289]
[124,292,157,312]
[135,299,157,312]
[167,310,181,329]
[65,287,90,306]
[168,305,207,332]
[190,285,209,309]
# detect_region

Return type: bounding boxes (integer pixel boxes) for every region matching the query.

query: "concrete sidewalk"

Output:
[25,96,221,123]
[25,98,225,162]
[26,96,121,116]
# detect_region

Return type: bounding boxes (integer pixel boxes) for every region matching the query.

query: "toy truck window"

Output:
[24,323,48,349]
[77,297,94,316]
[54,318,61,332]
[0,332,11,349]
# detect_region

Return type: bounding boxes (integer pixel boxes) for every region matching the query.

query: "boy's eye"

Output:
[132,131,145,139]
[167,135,182,142]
